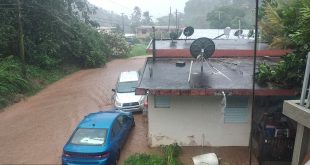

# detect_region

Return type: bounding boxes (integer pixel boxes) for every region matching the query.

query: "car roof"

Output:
[79,110,122,129]
[119,71,139,82]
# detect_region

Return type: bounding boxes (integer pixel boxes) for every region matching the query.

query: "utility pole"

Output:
[168,6,171,32]
[17,0,26,77]
[121,13,125,34]
[175,9,178,34]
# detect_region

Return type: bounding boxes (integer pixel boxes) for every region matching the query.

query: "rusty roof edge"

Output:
[135,57,150,95]
[135,88,298,96]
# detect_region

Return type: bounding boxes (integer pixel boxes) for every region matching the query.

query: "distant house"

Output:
[147,29,291,58]
[136,26,180,39]
[97,26,117,33]
[136,56,296,147]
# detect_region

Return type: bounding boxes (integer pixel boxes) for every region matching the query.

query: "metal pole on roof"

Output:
[168,6,171,32]
[121,13,125,34]
[152,26,156,62]
[249,0,259,164]
[175,9,178,33]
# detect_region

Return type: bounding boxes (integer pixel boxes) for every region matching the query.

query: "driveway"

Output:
[0,57,149,164]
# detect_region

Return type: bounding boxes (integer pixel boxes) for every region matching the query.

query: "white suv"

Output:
[112,71,146,112]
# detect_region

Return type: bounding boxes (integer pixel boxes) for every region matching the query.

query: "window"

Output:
[116,81,138,93]
[154,96,171,108]
[112,121,121,137]
[70,128,107,146]
[117,115,128,127]
[224,96,249,123]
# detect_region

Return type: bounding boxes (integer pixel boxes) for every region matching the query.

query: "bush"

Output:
[0,57,31,108]
[161,143,182,165]
[257,52,306,87]
[101,32,131,58]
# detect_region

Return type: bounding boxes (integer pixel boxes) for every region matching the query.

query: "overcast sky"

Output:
[87,0,188,19]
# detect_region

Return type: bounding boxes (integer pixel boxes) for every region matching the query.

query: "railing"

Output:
[300,52,310,108]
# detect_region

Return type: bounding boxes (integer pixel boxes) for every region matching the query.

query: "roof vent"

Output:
[176,61,185,67]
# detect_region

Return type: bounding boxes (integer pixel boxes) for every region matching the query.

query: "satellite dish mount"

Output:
[190,37,215,72]
[183,26,194,42]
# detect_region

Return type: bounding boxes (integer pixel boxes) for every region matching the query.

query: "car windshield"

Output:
[117,81,137,93]
[70,128,107,146]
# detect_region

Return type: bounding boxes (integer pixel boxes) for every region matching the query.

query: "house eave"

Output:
[136,88,297,96]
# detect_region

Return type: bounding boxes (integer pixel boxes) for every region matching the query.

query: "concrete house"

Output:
[136,26,179,39]
[136,55,296,147]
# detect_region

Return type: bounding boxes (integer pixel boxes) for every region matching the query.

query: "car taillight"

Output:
[62,152,71,158]
[144,99,148,109]
[62,151,110,159]
[94,152,110,159]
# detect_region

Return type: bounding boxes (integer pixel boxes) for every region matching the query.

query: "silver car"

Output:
[112,71,146,112]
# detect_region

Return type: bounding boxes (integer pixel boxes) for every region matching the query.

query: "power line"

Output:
[104,0,131,11]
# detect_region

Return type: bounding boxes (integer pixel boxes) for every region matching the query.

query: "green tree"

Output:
[141,11,153,25]
[257,0,310,87]
[207,5,253,29]
[130,6,141,33]
[0,0,110,68]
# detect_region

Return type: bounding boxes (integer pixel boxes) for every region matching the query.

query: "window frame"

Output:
[154,96,171,108]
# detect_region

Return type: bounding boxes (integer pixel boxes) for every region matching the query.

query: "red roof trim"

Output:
[136,88,297,96]
[147,49,291,57]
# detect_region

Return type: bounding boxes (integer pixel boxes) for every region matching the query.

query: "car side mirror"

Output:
[112,89,116,92]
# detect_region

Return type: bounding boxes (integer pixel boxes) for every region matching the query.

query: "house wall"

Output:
[147,95,252,147]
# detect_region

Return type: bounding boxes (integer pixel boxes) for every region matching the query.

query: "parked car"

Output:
[112,71,146,112]
[62,110,135,165]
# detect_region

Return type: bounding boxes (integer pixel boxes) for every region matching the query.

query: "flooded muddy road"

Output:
[0,57,151,164]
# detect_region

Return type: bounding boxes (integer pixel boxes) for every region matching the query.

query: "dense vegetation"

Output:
[257,0,310,87]
[0,0,131,109]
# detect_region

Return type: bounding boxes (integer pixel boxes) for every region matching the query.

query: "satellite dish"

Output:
[234,29,243,36]
[190,37,215,59]
[183,26,194,37]
[170,32,178,40]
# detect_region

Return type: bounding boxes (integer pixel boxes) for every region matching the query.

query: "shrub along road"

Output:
[0,57,152,164]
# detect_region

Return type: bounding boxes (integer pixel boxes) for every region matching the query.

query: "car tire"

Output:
[116,149,120,160]
[132,121,135,127]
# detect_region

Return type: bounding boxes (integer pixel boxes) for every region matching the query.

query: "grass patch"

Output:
[128,44,149,57]
[0,56,79,109]
[125,143,183,165]
[27,64,79,93]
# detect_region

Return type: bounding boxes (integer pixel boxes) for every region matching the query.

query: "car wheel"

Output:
[116,149,120,160]
[132,121,135,127]
[112,159,118,165]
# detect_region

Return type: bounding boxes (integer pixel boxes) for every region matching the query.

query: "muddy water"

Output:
[0,57,150,164]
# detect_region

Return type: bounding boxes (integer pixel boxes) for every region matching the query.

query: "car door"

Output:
[116,115,129,146]
[119,115,131,137]
[111,120,122,153]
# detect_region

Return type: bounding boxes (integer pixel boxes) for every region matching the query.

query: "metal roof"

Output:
[178,29,253,40]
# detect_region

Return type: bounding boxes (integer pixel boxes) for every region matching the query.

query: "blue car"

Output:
[62,110,135,165]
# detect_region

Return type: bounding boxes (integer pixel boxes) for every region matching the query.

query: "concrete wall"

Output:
[147,95,252,147]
